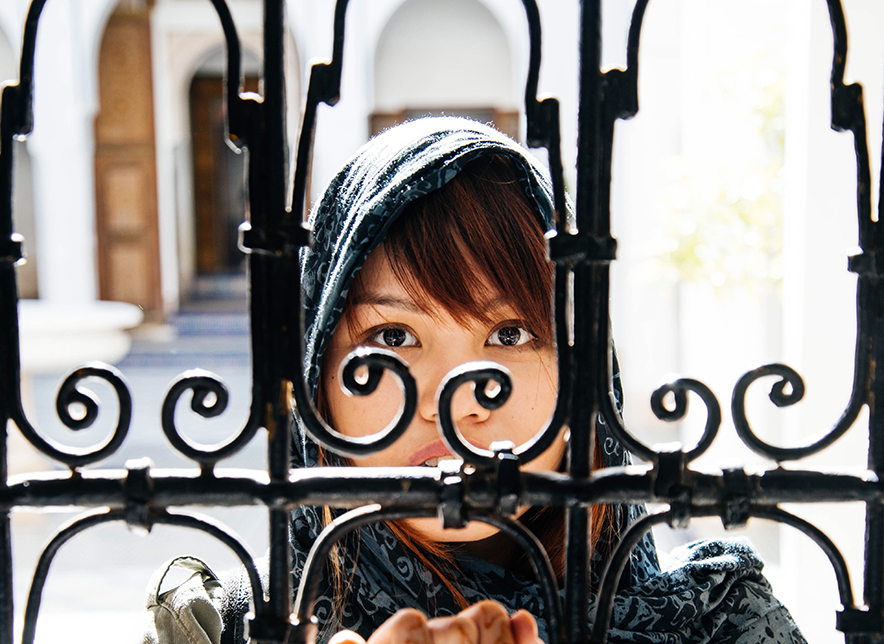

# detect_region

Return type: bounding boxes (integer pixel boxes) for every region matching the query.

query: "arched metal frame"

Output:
[0,1,881,643]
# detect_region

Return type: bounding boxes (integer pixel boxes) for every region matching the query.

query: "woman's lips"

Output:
[408,440,453,466]
[408,439,488,466]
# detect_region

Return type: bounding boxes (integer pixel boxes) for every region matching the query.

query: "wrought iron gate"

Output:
[0,1,882,642]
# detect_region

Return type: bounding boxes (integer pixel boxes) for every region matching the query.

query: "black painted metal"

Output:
[0,0,881,643]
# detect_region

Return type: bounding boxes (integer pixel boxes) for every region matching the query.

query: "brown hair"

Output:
[320,154,612,611]
[365,154,553,344]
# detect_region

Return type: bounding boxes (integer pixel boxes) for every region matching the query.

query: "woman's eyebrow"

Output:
[351,293,423,312]
[482,297,511,313]
[352,294,514,317]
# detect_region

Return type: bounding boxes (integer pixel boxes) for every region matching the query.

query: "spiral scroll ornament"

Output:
[11,363,131,470]
[731,363,861,462]
[649,378,721,462]
[436,362,514,468]
[297,347,417,458]
[598,374,721,464]
[161,369,258,467]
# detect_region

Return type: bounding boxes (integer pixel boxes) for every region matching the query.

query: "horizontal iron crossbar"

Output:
[0,0,882,643]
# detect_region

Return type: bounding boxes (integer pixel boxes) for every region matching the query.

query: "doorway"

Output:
[188,75,258,302]
[94,2,162,316]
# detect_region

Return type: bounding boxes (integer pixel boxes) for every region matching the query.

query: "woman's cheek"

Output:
[508,357,557,408]
[334,370,405,438]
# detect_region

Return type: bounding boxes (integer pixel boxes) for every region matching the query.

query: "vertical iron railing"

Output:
[0,1,881,643]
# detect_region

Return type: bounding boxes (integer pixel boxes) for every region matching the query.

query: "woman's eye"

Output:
[369,327,417,348]
[488,325,532,347]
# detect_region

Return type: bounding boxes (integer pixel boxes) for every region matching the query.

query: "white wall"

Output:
[0,1,25,57]
[373,0,514,112]
[779,0,884,638]
[605,0,884,640]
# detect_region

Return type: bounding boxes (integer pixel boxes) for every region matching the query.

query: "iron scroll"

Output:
[0,1,881,643]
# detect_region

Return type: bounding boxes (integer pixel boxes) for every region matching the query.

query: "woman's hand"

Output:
[328,600,542,644]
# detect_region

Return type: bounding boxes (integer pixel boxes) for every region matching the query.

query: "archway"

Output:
[372,0,517,137]
[147,3,301,310]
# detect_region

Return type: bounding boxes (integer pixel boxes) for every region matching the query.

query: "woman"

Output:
[144,117,805,644]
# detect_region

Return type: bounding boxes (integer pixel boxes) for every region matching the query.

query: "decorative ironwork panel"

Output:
[0,1,881,643]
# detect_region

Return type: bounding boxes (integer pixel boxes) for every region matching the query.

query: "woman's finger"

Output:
[427,614,479,644]
[329,631,368,644]
[366,608,433,644]
[456,600,514,644]
[509,610,541,644]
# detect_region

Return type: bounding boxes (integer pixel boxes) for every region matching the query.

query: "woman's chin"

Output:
[404,517,500,544]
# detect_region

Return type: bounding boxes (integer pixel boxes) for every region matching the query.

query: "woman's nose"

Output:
[416,359,492,426]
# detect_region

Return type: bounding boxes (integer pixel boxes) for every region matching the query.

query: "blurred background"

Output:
[1,0,882,641]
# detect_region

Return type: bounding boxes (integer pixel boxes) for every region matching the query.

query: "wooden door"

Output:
[190,75,259,275]
[94,3,162,315]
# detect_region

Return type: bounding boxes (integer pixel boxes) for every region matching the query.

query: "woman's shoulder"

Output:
[614,537,806,643]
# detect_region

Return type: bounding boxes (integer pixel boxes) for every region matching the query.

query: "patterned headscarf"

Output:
[289,117,805,643]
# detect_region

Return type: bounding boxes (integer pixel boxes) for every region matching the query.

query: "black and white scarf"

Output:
[287,117,805,644]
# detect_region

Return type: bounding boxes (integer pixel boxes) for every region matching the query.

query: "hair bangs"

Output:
[351,155,553,343]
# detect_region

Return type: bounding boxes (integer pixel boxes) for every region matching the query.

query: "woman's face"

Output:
[321,248,564,545]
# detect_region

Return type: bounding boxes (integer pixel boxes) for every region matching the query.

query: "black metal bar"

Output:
[865,280,884,634]
[293,505,429,628]
[0,514,11,644]
[1,0,883,641]
[867,33,884,641]
[21,508,267,644]
[565,2,605,640]
[205,0,249,146]
[825,0,872,250]
[732,360,866,462]
[21,510,121,644]
[480,516,565,644]
[0,85,18,644]
[752,507,857,611]
[261,3,296,641]
[0,465,880,512]
[575,0,602,237]
[564,264,595,644]
[292,506,565,644]
[10,364,132,471]
[0,4,45,640]
[159,511,269,625]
